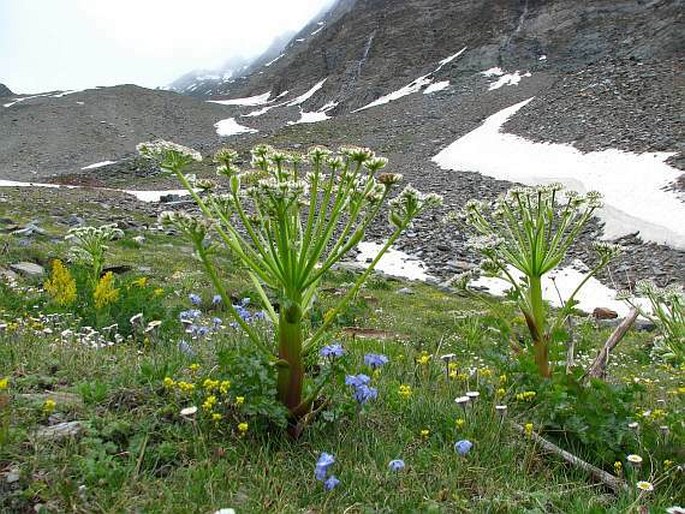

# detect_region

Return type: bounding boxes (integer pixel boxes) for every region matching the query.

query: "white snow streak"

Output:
[286,79,327,106]
[288,101,338,125]
[81,160,117,170]
[354,75,432,112]
[432,98,685,249]
[264,54,284,67]
[208,91,271,106]
[424,81,450,94]
[434,46,468,73]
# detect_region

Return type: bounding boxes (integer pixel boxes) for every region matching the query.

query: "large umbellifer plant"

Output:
[460,184,620,377]
[138,141,441,423]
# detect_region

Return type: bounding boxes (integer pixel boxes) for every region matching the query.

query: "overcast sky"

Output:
[0,0,334,94]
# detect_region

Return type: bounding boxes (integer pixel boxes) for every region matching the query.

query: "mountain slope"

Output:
[0,85,244,179]
[0,84,13,97]
[211,0,683,112]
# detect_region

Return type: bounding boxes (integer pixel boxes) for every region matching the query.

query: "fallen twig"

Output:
[512,423,628,493]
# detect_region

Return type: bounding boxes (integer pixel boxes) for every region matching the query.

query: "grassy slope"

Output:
[0,188,683,513]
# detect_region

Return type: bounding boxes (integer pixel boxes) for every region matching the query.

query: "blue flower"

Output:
[323,475,340,491]
[353,384,378,404]
[178,339,195,357]
[240,297,250,307]
[315,452,335,481]
[345,374,371,388]
[364,353,389,369]
[179,309,201,321]
[233,304,251,322]
[454,439,473,456]
[196,326,210,337]
[188,293,202,306]
[212,317,223,328]
[388,459,405,471]
[320,343,345,359]
[212,294,222,305]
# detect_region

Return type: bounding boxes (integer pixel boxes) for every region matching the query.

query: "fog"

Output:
[0,0,335,93]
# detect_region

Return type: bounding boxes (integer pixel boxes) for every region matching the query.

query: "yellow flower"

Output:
[398,384,412,399]
[235,396,245,406]
[498,374,507,384]
[93,272,119,309]
[212,413,223,422]
[154,288,164,297]
[448,370,458,379]
[456,372,469,382]
[43,399,56,415]
[479,367,492,378]
[44,260,77,306]
[219,380,231,395]
[663,459,674,470]
[238,422,249,435]
[455,418,465,429]
[177,381,195,393]
[203,378,220,392]
[496,388,506,397]
[524,422,534,437]
[515,391,537,402]
[202,395,217,411]
[0,377,8,391]
[420,429,430,439]
[448,362,458,371]
[163,377,176,389]
[677,386,685,395]
[649,409,666,421]
[133,277,148,288]
[416,352,431,366]
[189,363,200,373]
[613,461,623,475]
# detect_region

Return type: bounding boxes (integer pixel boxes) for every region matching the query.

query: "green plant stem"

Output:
[277,306,304,414]
[529,275,550,377]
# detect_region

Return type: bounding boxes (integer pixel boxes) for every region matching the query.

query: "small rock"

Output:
[592,307,618,320]
[132,235,146,245]
[397,287,414,295]
[5,468,20,484]
[34,421,84,441]
[10,262,45,277]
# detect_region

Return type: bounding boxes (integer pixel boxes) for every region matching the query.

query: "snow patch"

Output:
[287,102,338,125]
[214,117,258,137]
[470,262,651,317]
[424,81,450,94]
[539,55,547,61]
[286,79,327,106]
[487,70,531,90]
[355,242,433,281]
[311,24,325,35]
[481,67,504,77]
[432,98,685,249]
[208,91,271,106]
[81,160,117,170]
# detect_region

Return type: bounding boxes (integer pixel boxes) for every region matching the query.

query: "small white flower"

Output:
[628,421,639,430]
[465,391,480,401]
[626,454,643,465]
[214,509,236,514]
[455,396,470,405]
[666,507,685,514]
[636,481,653,492]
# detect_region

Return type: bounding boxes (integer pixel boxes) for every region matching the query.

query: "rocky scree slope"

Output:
[0,84,13,97]
[0,85,244,179]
